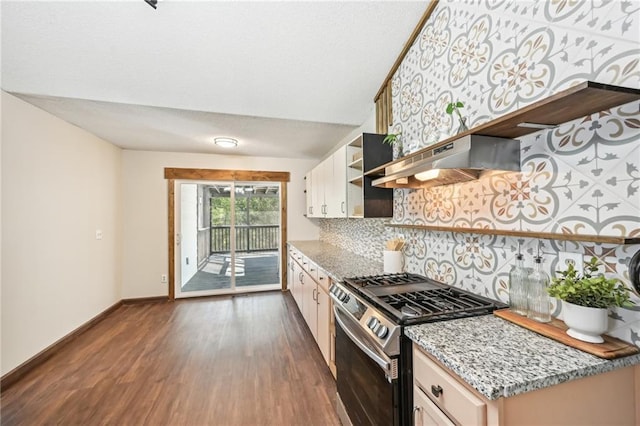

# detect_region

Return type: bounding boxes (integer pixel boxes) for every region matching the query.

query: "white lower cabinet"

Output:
[301,267,318,339]
[290,252,303,309]
[413,343,639,426]
[413,384,455,426]
[288,250,335,375]
[316,285,331,364]
[413,345,485,425]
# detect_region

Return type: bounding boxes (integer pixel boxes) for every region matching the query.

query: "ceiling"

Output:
[1,1,428,159]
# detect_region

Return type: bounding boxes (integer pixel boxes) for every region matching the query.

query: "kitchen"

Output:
[2,0,640,425]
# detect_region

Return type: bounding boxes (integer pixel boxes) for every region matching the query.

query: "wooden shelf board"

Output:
[384,223,640,245]
[348,159,363,170]
[365,81,640,178]
[347,136,362,148]
[494,309,639,360]
[349,177,363,186]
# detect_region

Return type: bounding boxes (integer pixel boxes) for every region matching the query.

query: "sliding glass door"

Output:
[175,180,281,298]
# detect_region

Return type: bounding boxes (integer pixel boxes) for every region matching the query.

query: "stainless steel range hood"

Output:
[371,135,520,189]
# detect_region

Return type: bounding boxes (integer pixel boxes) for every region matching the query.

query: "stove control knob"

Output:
[368,318,379,331]
[376,325,389,339]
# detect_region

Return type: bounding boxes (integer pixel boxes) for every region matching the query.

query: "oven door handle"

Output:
[333,306,395,381]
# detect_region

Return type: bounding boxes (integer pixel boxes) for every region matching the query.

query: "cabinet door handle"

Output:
[413,406,420,425]
[341,201,345,213]
[313,288,317,301]
[431,385,443,398]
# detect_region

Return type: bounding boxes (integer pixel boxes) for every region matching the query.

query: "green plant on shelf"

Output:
[445,101,468,133]
[382,132,404,158]
[547,257,634,309]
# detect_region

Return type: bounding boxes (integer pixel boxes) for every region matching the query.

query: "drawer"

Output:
[316,268,329,292]
[305,260,318,281]
[300,255,310,271]
[413,345,486,426]
[289,248,301,262]
[413,384,455,426]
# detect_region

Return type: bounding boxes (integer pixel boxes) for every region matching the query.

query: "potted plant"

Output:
[547,257,634,343]
[445,101,468,133]
[382,132,404,158]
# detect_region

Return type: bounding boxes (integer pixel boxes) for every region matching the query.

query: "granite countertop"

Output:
[405,315,640,400]
[288,240,383,281]
[290,240,640,401]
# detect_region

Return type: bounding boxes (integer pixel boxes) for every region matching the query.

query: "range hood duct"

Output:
[372,135,521,189]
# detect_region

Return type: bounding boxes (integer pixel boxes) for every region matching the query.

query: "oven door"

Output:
[334,306,400,426]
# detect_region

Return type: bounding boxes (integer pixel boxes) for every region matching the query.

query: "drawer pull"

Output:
[431,385,443,398]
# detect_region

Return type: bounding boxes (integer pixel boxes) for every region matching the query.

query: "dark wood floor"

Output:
[1,292,340,425]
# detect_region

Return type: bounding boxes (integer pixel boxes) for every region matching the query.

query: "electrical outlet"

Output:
[161,274,168,283]
[95,229,103,240]
[558,252,583,273]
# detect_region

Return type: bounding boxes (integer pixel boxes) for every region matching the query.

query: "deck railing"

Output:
[210,225,279,253]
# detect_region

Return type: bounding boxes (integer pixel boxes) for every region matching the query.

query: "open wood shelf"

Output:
[385,223,640,245]
[366,81,640,178]
[348,158,363,170]
[349,176,363,186]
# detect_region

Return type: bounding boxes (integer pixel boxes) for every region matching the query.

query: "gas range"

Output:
[330,273,506,426]
[330,273,506,355]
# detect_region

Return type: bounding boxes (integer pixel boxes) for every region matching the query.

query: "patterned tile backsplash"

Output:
[319,218,394,262]
[320,0,640,346]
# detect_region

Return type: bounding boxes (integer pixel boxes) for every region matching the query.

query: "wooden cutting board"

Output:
[494,309,639,359]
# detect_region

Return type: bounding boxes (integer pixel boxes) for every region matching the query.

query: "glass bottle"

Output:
[527,256,551,323]
[508,253,528,315]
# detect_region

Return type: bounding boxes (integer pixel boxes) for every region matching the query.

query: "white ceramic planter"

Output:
[563,301,609,344]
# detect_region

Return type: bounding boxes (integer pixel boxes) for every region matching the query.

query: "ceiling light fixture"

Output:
[214,137,238,148]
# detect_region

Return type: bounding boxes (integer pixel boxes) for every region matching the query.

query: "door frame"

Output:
[165,168,290,301]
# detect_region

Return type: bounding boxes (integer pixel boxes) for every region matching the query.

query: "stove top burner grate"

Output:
[341,273,507,324]
[380,287,499,321]
[346,273,427,288]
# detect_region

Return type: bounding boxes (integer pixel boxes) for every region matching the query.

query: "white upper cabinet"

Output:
[307,146,347,218]
[326,145,347,217]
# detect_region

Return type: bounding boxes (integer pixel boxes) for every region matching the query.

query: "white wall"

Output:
[121,150,319,298]
[323,106,377,160]
[179,183,198,285]
[1,92,122,375]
